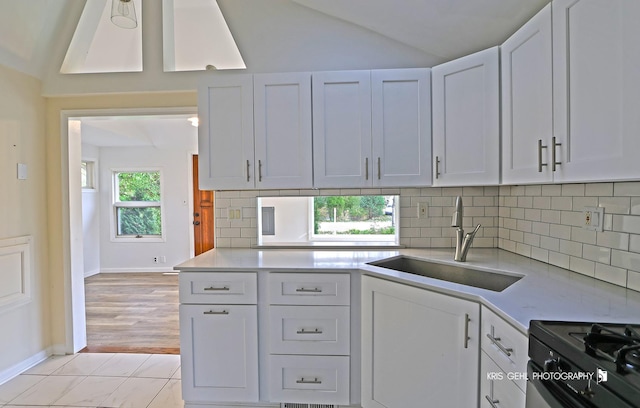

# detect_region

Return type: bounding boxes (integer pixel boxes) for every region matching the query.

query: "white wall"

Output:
[0,64,50,380]
[98,146,192,272]
[260,197,311,244]
[81,143,100,277]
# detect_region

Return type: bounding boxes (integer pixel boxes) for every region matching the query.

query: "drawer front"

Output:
[480,352,526,407]
[268,355,350,405]
[269,306,350,355]
[179,272,257,304]
[481,306,528,392]
[269,273,350,305]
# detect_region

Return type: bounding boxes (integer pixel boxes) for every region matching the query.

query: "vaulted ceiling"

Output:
[0,0,549,95]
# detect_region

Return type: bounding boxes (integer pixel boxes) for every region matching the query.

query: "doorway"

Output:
[192,155,215,256]
[63,107,199,353]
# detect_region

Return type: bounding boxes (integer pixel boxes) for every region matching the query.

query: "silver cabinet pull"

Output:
[486,333,514,357]
[464,313,470,349]
[377,157,381,180]
[365,157,369,180]
[537,139,548,172]
[204,309,229,315]
[552,136,562,171]
[296,328,323,334]
[485,395,500,408]
[435,156,441,179]
[203,286,230,291]
[246,159,250,182]
[296,377,322,384]
[295,287,322,293]
[258,159,263,182]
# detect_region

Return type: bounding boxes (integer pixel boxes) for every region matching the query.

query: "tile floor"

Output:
[0,353,183,407]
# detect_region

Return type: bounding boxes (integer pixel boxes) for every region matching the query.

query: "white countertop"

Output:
[175,248,640,333]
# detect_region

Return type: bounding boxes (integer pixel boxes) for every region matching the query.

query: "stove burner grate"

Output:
[582,324,640,374]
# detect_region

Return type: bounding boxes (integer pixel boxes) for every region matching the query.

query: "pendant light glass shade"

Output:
[111,0,137,29]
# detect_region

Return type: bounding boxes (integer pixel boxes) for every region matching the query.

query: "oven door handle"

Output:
[527,361,589,408]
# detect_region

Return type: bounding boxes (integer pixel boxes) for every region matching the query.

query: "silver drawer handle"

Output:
[204,310,229,315]
[486,333,513,357]
[485,395,500,408]
[203,286,230,291]
[296,377,322,384]
[296,287,322,293]
[297,328,323,334]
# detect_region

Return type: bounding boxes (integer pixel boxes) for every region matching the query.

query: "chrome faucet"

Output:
[451,196,481,262]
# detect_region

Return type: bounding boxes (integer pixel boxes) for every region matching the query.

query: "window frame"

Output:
[81,160,97,190]
[110,168,166,243]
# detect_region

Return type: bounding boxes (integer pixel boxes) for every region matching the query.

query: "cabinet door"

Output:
[432,48,499,186]
[501,4,553,184]
[480,352,526,408]
[553,0,640,182]
[361,276,479,408]
[198,74,254,190]
[371,69,432,187]
[312,71,372,188]
[254,73,313,189]
[180,304,259,402]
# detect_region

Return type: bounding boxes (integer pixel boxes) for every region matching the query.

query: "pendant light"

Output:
[111,0,137,29]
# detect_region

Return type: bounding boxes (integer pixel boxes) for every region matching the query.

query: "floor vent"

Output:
[281,404,337,408]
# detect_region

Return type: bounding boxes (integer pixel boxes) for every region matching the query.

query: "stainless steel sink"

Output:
[367,256,522,292]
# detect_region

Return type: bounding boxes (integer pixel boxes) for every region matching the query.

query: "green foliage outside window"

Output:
[115,171,162,236]
[313,195,393,235]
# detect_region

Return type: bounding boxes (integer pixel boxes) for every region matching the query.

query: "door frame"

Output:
[60,106,197,354]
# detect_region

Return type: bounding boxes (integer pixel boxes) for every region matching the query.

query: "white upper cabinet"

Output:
[198,74,254,190]
[198,73,313,190]
[552,0,640,182]
[371,69,432,187]
[312,70,373,188]
[501,4,553,185]
[313,69,431,188]
[254,72,313,189]
[432,47,500,186]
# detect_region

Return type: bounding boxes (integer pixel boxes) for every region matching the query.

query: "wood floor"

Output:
[83,272,180,354]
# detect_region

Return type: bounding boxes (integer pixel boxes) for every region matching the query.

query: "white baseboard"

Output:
[84,268,100,278]
[100,267,176,273]
[0,348,50,386]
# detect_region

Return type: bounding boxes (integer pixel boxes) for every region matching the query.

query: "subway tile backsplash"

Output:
[214,181,640,292]
[499,182,640,292]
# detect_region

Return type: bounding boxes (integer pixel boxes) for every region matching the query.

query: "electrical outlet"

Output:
[417,202,428,219]
[153,256,159,263]
[583,207,604,231]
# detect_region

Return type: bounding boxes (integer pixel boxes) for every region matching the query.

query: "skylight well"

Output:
[61,0,245,74]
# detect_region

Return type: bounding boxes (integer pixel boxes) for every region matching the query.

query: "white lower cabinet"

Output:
[480,306,528,408]
[361,276,480,408]
[268,272,352,406]
[180,304,259,403]
[481,352,526,408]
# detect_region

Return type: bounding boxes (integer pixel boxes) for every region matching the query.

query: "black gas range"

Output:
[527,320,640,408]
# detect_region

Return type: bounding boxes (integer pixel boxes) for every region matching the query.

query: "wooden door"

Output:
[193,155,214,256]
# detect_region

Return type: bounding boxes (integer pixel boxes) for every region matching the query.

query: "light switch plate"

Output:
[583,206,604,231]
[17,163,27,180]
[417,202,428,219]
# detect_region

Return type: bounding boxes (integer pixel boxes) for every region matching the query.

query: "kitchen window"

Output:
[257,195,399,246]
[111,170,164,241]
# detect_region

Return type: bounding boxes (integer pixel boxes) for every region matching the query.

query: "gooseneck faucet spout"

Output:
[452,196,481,262]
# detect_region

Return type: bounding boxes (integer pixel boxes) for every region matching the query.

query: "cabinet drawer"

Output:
[179,272,257,304]
[268,355,350,405]
[269,306,350,355]
[481,306,528,392]
[481,351,526,407]
[269,273,350,305]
